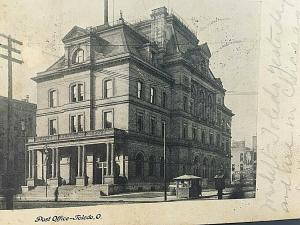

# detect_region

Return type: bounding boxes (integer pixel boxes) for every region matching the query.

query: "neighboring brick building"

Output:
[231,136,257,184]
[0,96,36,195]
[24,6,233,195]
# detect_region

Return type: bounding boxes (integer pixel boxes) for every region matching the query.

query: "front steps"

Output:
[16,184,122,201]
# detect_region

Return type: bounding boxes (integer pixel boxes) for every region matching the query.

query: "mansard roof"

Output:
[38,22,154,75]
[45,56,65,72]
[199,43,211,58]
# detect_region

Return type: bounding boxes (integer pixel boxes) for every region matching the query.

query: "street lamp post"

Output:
[163,121,167,201]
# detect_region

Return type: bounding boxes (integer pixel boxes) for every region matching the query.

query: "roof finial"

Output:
[119,10,124,23]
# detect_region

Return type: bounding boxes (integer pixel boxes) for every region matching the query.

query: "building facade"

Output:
[231,136,257,184]
[0,96,36,194]
[25,6,233,194]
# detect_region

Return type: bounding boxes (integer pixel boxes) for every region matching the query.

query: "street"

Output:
[13,187,256,209]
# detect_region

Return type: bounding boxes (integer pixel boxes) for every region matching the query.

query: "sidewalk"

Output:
[15,188,233,202]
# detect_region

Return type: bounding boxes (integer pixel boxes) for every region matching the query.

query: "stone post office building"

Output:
[24,6,233,195]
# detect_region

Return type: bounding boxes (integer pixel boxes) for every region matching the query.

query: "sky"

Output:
[0,0,261,147]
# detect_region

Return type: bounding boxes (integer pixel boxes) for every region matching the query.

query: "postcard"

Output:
[0,0,299,224]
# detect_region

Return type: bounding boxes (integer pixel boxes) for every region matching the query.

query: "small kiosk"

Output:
[174,175,202,199]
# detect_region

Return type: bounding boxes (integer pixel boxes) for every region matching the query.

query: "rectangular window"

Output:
[209,133,214,145]
[192,127,197,140]
[70,114,84,133]
[78,114,84,132]
[216,134,221,147]
[232,164,235,171]
[162,92,167,108]
[217,112,221,126]
[104,111,113,129]
[137,114,143,132]
[71,85,77,102]
[71,83,84,102]
[183,123,187,139]
[137,81,143,99]
[150,87,156,104]
[49,119,57,135]
[183,96,188,111]
[49,90,57,107]
[190,101,194,115]
[104,80,113,98]
[240,164,244,171]
[240,153,244,162]
[71,115,77,133]
[78,84,84,101]
[150,117,156,135]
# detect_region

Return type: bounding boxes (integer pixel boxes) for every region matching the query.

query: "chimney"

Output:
[104,0,108,25]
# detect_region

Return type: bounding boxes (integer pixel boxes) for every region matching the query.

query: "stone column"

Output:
[111,143,114,176]
[32,150,36,179]
[55,148,60,178]
[28,150,31,179]
[82,145,85,177]
[76,145,86,186]
[51,149,55,178]
[77,146,81,176]
[101,163,104,184]
[106,143,110,176]
[26,150,37,187]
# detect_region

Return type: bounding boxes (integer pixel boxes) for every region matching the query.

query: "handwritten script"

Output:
[259,0,300,213]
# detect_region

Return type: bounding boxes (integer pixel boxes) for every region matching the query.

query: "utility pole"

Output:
[0,33,23,209]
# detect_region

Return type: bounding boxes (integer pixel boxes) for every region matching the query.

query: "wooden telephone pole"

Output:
[0,33,23,209]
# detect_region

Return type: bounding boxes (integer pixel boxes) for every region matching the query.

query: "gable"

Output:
[62,26,89,43]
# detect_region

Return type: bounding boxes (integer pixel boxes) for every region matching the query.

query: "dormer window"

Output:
[72,49,84,64]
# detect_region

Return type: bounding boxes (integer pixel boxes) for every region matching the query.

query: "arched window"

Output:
[149,155,155,176]
[203,158,208,178]
[49,89,57,107]
[193,156,199,175]
[209,133,214,145]
[211,159,216,178]
[135,153,144,178]
[199,91,205,119]
[150,87,156,104]
[199,91,205,103]
[183,163,186,174]
[72,49,84,64]
[137,81,143,99]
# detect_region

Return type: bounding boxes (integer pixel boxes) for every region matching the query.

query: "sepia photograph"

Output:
[0,0,261,212]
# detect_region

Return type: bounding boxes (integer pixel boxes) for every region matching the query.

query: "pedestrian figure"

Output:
[214,170,225,200]
[54,187,59,202]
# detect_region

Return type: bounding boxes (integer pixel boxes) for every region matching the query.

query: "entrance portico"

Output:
[25,129,127,188]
